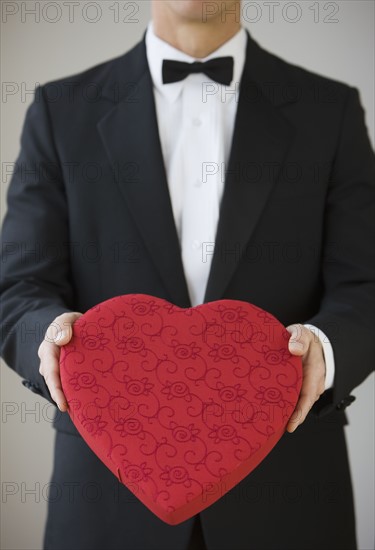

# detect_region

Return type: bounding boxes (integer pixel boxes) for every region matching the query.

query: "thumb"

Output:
[286,323,308,355]
[52,312,83,346]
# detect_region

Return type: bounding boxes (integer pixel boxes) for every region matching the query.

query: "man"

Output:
[1,1,374,549]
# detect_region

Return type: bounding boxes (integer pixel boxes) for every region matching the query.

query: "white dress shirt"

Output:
[145,22,335,391]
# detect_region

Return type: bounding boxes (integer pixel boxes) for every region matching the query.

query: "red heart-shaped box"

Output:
[60,294,302,525]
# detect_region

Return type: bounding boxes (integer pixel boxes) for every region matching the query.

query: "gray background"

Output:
[1,1,374,549]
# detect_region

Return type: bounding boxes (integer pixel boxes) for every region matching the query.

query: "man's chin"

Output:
[164,0,238,22]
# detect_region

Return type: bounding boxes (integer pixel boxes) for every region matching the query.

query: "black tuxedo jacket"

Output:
[1,30,374,550]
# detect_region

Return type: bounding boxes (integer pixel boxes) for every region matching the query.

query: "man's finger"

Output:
[45,312,82,345]
[44,368,68,412]
[38,340,60,370]
[38,312,82,411]
[286,323,311,355]
[38,342,68,410]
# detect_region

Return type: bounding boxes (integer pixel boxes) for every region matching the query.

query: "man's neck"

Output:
[151,12,241,58]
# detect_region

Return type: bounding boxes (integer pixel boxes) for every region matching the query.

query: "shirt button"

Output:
[192,117,202,127]
[192,240,201,250]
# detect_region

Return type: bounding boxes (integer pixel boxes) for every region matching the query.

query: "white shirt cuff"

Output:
[303,324,335,391]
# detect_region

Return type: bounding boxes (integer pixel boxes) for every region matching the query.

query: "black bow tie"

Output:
[162,56,234,86]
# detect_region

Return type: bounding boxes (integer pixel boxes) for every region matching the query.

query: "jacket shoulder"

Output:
[38,38,145,101]
[263,42,353,95]
[249,37,357,107]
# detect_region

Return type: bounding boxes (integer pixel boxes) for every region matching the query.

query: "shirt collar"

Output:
[145,21,247,103]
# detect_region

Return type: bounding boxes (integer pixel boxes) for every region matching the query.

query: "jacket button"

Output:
[22,379,42,394]
[336,395,356,411]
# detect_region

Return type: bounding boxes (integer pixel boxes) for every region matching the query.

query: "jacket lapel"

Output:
[97,38,192,308]
[203,32,295,302]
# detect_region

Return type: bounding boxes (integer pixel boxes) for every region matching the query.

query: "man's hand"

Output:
[285,323,326,433]
[38,312,82,412]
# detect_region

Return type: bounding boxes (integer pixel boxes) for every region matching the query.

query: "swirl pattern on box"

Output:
[59,294,302,524]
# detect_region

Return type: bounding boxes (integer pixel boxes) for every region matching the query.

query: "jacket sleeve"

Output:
[0,85,74,405]
[306,86,375,417]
